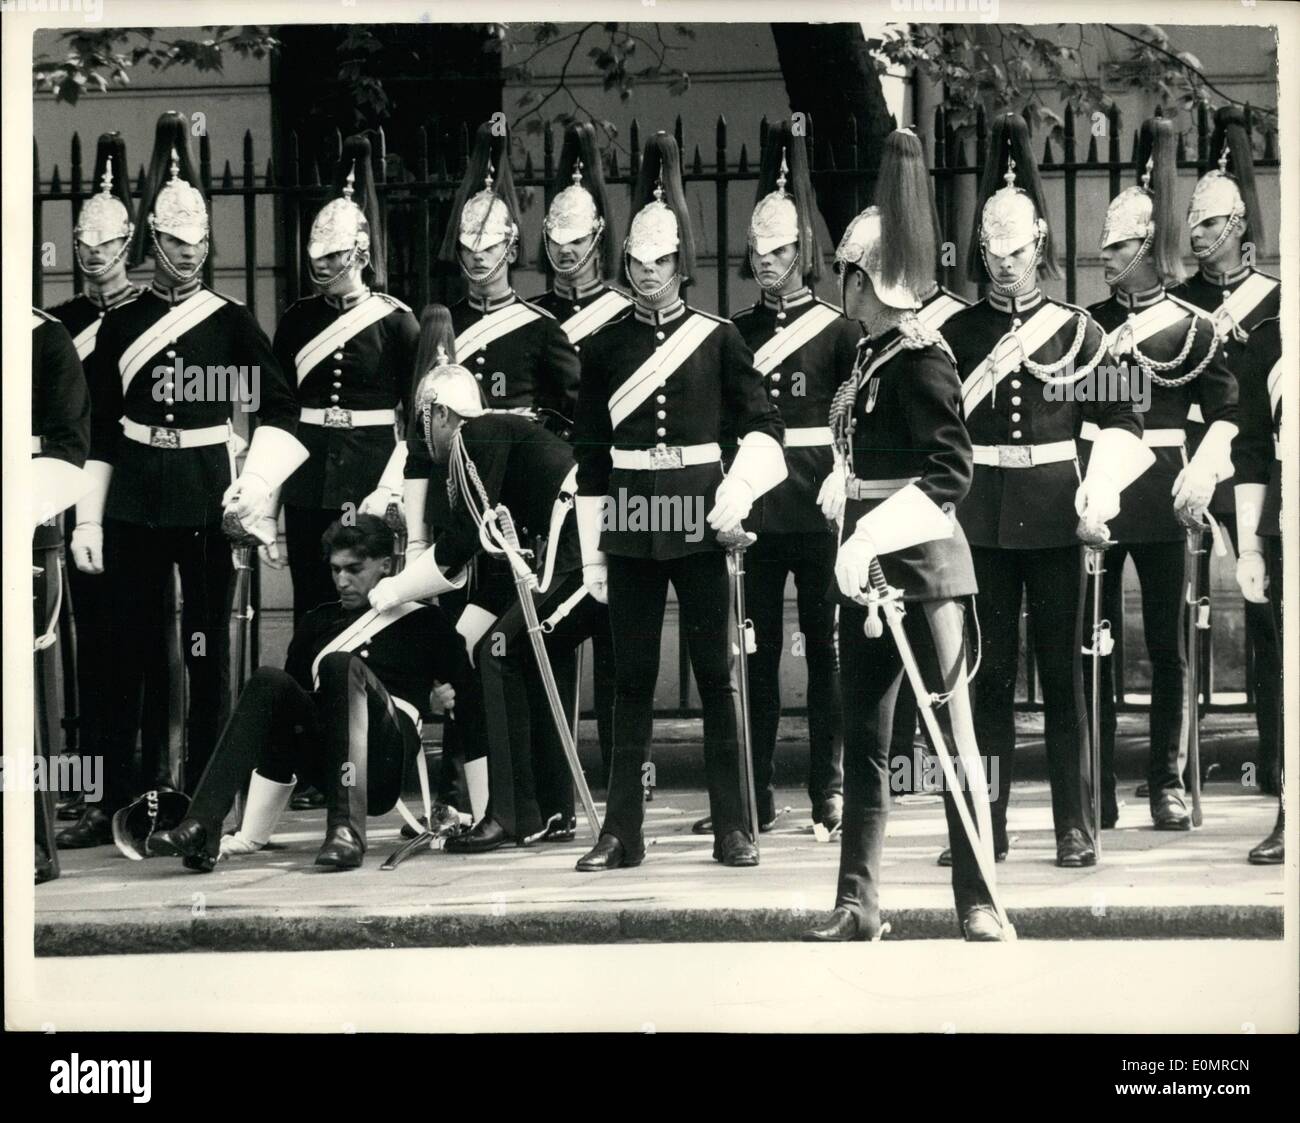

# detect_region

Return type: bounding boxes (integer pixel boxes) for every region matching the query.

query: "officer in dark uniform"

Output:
[372,337,606,849]
[274,134,419,622]
[403,123,582,823]
[147,515,467,872]
[727,121,857,833]
[939,113,1149,870]
[1232,319,1284,864]
[1083,118,1238,831]
[1171,107,1282,800]
[47,134,169,819]
[32,309,92,882]
[803,129,1007,941]
[60,112,306,848]
[571,133,787,872]
[529,122,628,788]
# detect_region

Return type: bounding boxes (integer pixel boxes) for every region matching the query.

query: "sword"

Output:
[230,542,256,695]
[1079,532,1114,860]
[859,557,1015,936]
[718,526,761,843]
[484,503,602,843]
[1179,507,1225,828]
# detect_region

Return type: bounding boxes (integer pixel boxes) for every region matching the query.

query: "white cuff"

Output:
[403,478,430,544]
[385,544,467,602]
[33,459,92,528]
[1233,482,1267,554]
[1189,419,1238,485]
[1084,425,1155,494]
[240,426,310,491]
[73,459,113,525]
[850,483,954,555]
[729,431,788,501]
[575,495,608,567]
[377,442,408,494]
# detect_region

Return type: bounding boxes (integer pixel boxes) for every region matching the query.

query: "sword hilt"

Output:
[716,527,757,552]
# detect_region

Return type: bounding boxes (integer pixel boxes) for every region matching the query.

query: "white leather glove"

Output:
[1236,550,1269,604]
[834,532,878,599]
[707,476,755,533]
[817,469,846,522]
[244,514,284,569]
[1171,460,1218,515]
[70,522,104,574]
[368,576,405,613]
[1073,474,1120,528]
[359,485,404,526]
[222,472,272,528]
[583,562,609,605]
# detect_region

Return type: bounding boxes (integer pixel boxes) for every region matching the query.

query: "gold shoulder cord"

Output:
[1133,310,1220,388]
[1021,312,1107,386]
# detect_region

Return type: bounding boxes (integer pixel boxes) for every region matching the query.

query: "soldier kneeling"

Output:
[149,515,466,871]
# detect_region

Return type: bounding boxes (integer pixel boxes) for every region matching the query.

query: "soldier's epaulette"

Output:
[587,305,636,338]
[729,301,763,321]
[687,306,730,325]
[285,293,324,313]
[32,307,58,326]
[815,296,847,315]
[932,285,972,306]
[516,294,557,320]
[1164,291,1214,325]
[375,291,412,313]
[203,284,242,307]
[897,315,946,352]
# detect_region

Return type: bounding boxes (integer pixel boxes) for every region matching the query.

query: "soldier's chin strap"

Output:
[150,227,207,282]
[545,221,604,278]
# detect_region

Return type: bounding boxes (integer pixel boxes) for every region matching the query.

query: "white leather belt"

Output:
[1079,421,1184,447]
[121,417,230,449]
[300,406,397,430]
[972,440,1077,468]
[784,426,834,448]
[847,475,920,500]
[31,436,44,454]
[611,442,721,470]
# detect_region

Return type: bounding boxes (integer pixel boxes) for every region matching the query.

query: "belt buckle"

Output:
[649,445,683,469]
[323,406,354,429]
[149,425,181,449]
[998,444,1031,468]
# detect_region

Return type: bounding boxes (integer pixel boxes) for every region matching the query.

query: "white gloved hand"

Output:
[433,681,456,712]
[583,562,609,605]
[1073,475,1120,527]
[1236,550,1269,604]
[1171,460,1218,515]
[70,522,105,574]
[706,476,755,533]
[368,576,404,613]
[816,469,846,522]
[834,533,878,599]
[247,513,284,569]
[222,472,272,526]
[359,485,404,526]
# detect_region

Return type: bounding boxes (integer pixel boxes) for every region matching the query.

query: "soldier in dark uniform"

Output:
[1171,107,1282,800]
[32,309,92,882]
[372,328,606,849]
[1232,318,1284,865]
[59,112,306,848]
[571,133,787,872]
[938,113,1149,870]
[147,516,467,872]
[802,130,1007,941]
[1083,118,1238,831]
[726,121,857,834]
[48,134,168,819]
[403,123,582,824]
[274,135,419,622]
[529,122,628,788]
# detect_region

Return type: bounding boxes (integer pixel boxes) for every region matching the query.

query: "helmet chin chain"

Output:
[983,227,1044,297]
[76,230,133,281]
[1193,211,1242,261]
[627,254,680,306]
[311,244,365,293]
[1108,228,1154,289]
[545,221,604,279]
[751,244,801,294]
[462,235,515,287]
[150,227,207,283]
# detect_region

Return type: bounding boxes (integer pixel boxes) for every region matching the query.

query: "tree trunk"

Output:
[769,23,897,245]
